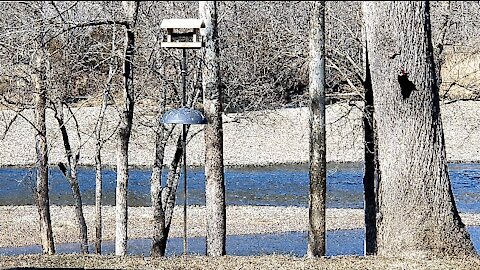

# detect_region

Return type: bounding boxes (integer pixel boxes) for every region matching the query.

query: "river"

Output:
[1,162,480,256]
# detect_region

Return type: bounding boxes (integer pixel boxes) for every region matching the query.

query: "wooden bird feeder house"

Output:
[160,18,205,49]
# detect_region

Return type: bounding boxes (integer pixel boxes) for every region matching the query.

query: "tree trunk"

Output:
[95,23,117,255]
[94,138,103,254]
[307,0,326,258]
[32,51,55,255]
[162,133,186,233]
[363,1,476,258]
[200,0,226,257]
[150,102,168,257]
[54,101,88,254]
[115,1,138,256]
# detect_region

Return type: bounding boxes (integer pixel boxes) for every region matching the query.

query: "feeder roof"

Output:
[160,19,205,29]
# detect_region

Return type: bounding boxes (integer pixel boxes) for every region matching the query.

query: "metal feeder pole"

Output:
[181,48,188,256]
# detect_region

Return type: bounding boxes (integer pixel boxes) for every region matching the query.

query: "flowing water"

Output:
[1,162,480,256]
[2,163,480,212]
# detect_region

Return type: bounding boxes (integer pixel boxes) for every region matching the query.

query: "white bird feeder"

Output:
[160,17,207,256]
[160,18,205,49]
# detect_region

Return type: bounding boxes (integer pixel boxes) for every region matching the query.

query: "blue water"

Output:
[0,229,363,257]
[2,226,480,257]
[2,163,480,257]
[1,163,480,213]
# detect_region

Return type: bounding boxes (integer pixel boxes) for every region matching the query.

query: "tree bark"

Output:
[200,0,226,257]
[150,125,166,257]
[32,50,55,255]
[115,1,138,256]
[307,1,326,258]
[94,135,103,254]
[150,99,168,257]
[54,101,88,254]
[162,132,187,233]
[363,1,476,258]
[95,23,117,254]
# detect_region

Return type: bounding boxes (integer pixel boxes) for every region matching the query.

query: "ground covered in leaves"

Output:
[1,254,480,270]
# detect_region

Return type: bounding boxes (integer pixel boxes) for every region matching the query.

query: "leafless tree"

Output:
[0,1,61,255]
[307,1,327,258]
[115,1,140,256]
[51,100,88,254]
[363,1,476,258]
[200,0,226,256]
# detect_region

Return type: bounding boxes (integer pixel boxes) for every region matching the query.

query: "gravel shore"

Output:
[0,205,361,248]
[1,101,480,168]
[2,205,480,269]
[1,205,480,249]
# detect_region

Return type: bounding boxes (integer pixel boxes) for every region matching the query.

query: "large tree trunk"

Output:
[307,0,326,258]
[200,0,226,257]
[32,51,55,255]
[363,1,476,258]
[115,1,138,256]
[54,101,88,254]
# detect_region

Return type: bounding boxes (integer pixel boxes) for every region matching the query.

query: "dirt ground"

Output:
[1,253,480,270]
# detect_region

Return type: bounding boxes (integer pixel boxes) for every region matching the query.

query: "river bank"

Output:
[2,205,480,269]
[1,205,480,249]
[1,101,479,167]
[0,205,362,248]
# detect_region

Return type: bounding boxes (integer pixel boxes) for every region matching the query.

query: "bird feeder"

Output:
[160,18,205,49]
[159,17,207,256]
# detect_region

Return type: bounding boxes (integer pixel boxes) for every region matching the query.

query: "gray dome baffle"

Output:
[161,107,208,124]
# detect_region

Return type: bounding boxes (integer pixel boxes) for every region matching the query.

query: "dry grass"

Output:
[1,254,480,269]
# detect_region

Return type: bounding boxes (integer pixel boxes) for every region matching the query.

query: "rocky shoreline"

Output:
[1,205,480,249]
[1,100,480,168]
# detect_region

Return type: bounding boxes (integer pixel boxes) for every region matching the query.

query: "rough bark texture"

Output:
[54,101,88,254]
[150,103,167,257]
[115,1,138,256]
[307,0,326,258]
[200,0,226,257]
[32,51,55,255]
[363,1,476,258]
